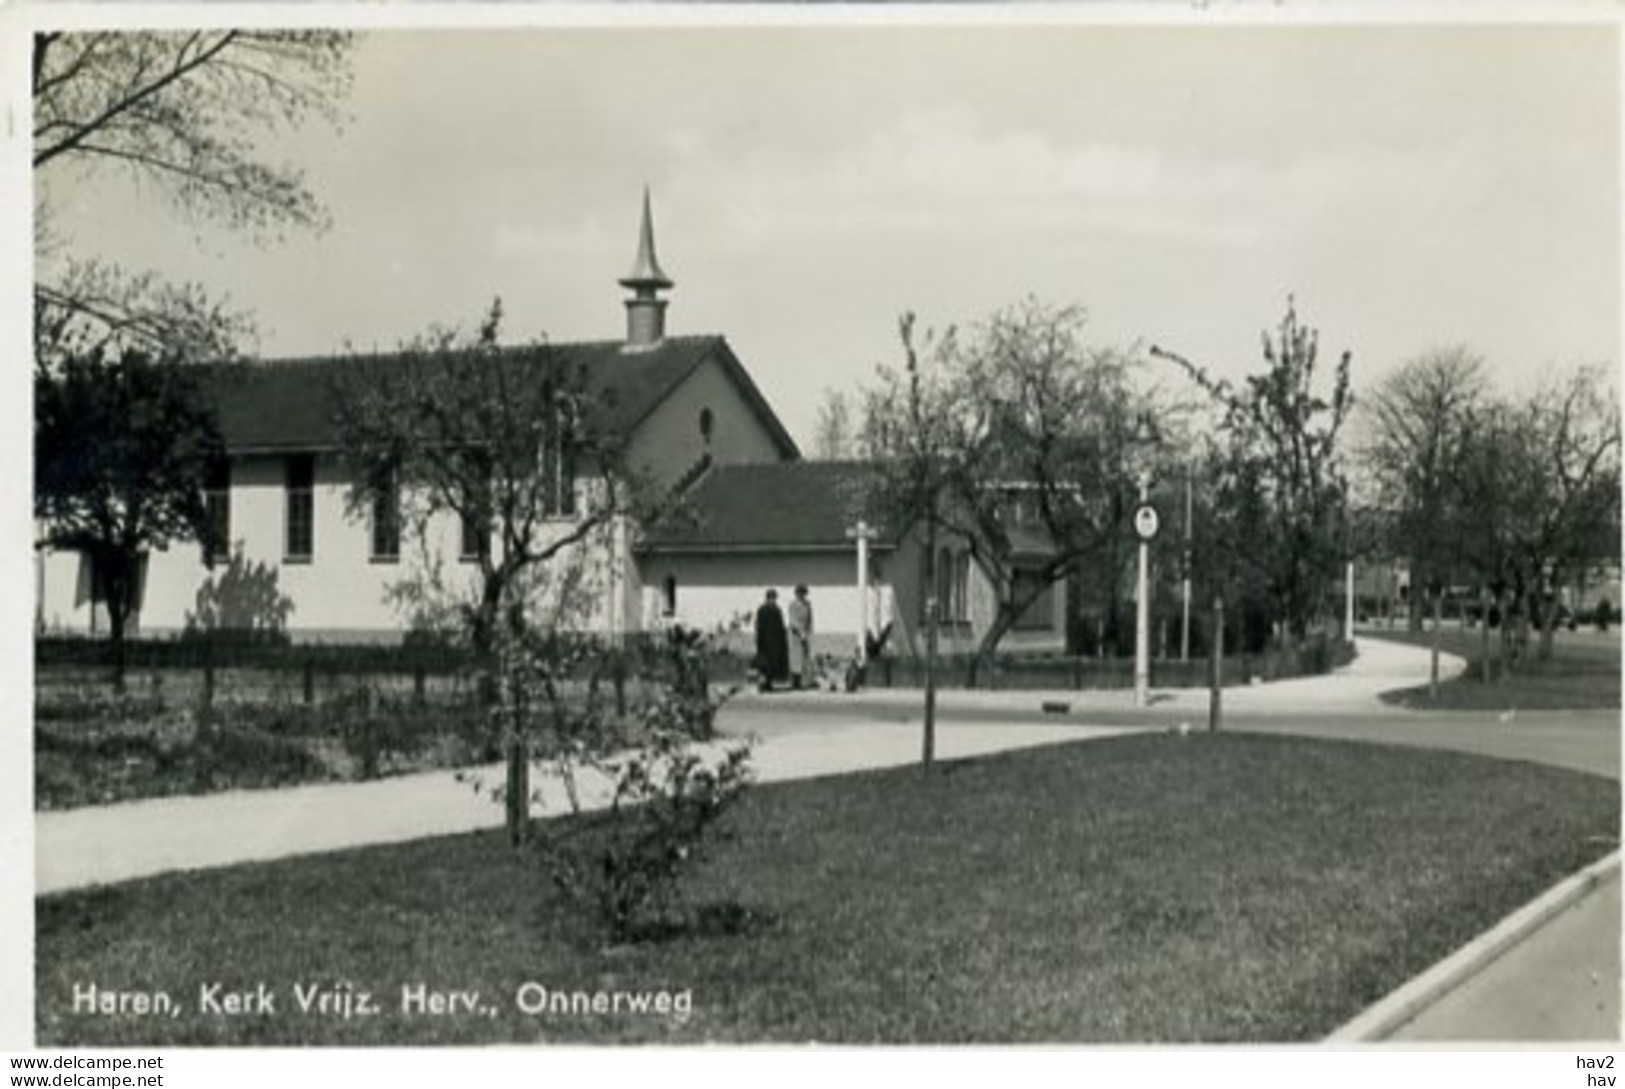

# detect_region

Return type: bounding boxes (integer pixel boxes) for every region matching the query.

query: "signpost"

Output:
[1133,489,1159,708]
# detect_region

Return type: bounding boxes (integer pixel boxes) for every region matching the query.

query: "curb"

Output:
[1326,849,1622,1043]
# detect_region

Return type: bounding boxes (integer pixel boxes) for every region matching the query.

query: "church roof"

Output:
[204,334,798,458]
[638,460,897,553]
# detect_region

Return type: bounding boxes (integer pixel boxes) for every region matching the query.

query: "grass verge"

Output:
[37,732,1618,1044]
[1366,628,1620,710]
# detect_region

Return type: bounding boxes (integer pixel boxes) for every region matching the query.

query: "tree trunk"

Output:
[1429,585,1441,702]
[101,552,133,694]
[1407,558,1425,633]
[1536,575,1559,661]
[1208,596,1224,732]
[1497,587,1514,679]
[922,506,938,772]
[967,608,1017,689]
[1479,585,1492,684]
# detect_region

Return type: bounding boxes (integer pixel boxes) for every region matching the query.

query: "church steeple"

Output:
[620,186,673,349]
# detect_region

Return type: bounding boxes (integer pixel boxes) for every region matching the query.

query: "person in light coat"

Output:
[787,584,814,690]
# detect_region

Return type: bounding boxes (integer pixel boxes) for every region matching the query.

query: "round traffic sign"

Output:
[1133,503,1160,542]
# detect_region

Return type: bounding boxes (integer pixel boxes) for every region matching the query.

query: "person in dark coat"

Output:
[754,588,789,692]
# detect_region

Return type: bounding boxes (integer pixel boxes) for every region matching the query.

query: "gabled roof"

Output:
[638,460,896,554]
[202,335,799,459]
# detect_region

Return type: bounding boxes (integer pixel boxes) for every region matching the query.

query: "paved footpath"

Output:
[35,719,1133,896]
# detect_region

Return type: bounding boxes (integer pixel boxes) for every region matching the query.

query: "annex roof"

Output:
[637,460,898,554]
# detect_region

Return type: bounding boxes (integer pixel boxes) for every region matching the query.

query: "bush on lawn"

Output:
[499,624,753,942]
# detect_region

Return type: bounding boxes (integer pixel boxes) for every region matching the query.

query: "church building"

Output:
[34,195,1066,663]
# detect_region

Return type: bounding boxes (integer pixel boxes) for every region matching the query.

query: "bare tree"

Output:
[862,313,970,768]
[811,388,855,460]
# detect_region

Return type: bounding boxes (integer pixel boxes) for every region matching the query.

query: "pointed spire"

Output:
[620,186,673,349]
[620,185,673,290]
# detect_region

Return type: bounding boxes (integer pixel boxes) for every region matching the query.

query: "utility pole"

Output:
[847,519,874,666]
[1209,596,1224,732]
[1430,581,1442,702]
[922,505,938,770]
[1180,464,1193,663]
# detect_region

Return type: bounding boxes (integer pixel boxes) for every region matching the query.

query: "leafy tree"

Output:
[1463,369,1621,664]
[332,300,662,844]
[34,348,225,686]
[1354,347,1486,694]
[1357,347,1485,629]
[941,301,1159,685]
[34,29,353,361]
[864,300,1165,687]
[1153,299,1354,644]
[333,299,650,658]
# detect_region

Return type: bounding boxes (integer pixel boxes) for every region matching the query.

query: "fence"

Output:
[35,633,755,707]
[865,635,1354,691]
[37,631,1351,702]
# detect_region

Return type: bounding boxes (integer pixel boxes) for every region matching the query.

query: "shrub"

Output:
[488,623,752,942]
[539,729,753,943]
[188,724,329,793]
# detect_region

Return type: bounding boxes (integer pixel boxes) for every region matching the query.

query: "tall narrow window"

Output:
[203,457,231,566]
[285,454,315,562]
[937,547,956,622]
[954,553,971,622]
[370,466,400,563]
[460,450,492,563]
[460,509,485,563]
[662,575,678,618]
[542,401,577,517]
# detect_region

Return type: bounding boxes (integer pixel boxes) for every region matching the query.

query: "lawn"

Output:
[1365,627,1621,710]
[37,732,1619,1045]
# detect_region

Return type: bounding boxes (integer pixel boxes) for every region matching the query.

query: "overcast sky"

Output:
[36,17,1623,449]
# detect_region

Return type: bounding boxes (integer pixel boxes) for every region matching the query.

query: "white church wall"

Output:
[35,453,637,643]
